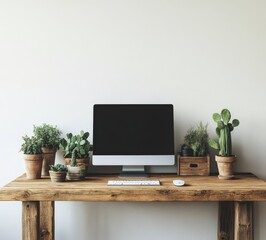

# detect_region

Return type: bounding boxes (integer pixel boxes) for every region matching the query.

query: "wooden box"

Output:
[177,154,210,176]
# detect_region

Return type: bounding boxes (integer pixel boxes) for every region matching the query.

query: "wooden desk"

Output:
[1,173,266,240]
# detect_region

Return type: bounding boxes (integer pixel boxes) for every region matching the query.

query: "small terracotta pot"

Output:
[41,147,57,176]
[24,154,43,179]
[215,155,236,180]
[64,158,89,179]
[49,171,67,182]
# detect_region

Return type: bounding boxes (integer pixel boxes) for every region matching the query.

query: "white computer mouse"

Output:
[173,179,185,186]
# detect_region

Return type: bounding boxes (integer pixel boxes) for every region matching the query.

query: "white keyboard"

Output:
[107,180,160,186]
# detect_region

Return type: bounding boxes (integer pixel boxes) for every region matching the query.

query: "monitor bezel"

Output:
[92,104,175,174]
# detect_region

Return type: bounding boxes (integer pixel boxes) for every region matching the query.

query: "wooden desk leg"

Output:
[234,202,253,240]
[22,201,40,240]
[218,201,235,240]
[40,201,55,240]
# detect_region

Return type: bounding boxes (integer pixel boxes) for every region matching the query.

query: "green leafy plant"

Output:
[50,164,68,172]
[33,124,62,149]
[208,109,240,156]
[20,135,42,154]
[183,122,209,157]
[60,131,90,166]
[180,144,193,156]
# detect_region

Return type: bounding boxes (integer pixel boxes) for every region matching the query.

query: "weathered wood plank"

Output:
[1,174,266,202]
[235,201,253,240]
[178,154,210,176]
[218,201,234,240]
[40,201,54,240]
[22,201,40,240]
[2,188,266,202]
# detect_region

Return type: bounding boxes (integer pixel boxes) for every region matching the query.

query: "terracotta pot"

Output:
[49,171,67,182]
[64,158,89,179]
[215,155,236,180]
[41,147,57,176]
[24,154,43,179]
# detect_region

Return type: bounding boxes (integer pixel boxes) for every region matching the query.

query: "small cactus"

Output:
[60,131,91,166]
[50,164,68,172]
[208,109,239,156]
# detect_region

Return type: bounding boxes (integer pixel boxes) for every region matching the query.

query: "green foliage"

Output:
[60,131,91,167]
[34,124,62,149]
[180,144,193,156]
[50,164,68,172]
[208,108,240,156]
[20,135,42,154]
[183,122,209,157]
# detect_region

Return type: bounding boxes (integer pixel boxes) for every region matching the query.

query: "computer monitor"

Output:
[92,104,175,177]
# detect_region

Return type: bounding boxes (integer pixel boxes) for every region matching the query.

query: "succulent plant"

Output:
[50,164,68,172]
[60,131,91,167]
[20,135,42,154]
[208,109,240,156]
[33,124,62,149]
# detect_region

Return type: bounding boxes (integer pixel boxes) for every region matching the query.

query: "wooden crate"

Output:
[177,154,210,176]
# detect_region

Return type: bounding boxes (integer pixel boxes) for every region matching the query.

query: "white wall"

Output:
[0,0,266,239]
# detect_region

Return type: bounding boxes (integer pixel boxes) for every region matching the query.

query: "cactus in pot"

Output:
[208,109,240,179]
[208,109,239,156]
[60,131,90,180]
[49,164,68,182]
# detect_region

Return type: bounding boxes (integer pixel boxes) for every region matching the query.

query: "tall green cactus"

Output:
[208,109,239,156]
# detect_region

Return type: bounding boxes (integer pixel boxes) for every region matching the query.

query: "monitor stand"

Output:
[119,166,148,178]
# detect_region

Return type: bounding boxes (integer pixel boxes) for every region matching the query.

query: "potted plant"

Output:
[20,135,43,179]
[49,164,68,182]
[183,122,209,157]
[178,122,210,176]
[180,144,193,157]
[208,108,240,180]
[33,124,62,176]
[60,131,90,180]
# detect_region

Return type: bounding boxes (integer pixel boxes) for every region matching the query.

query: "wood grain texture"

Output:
[22,201,40,240]
[218,202,234,240]
[40,201,54,240]
[178,155,210,176]
[235,202,253,240]
[1,174,266,202]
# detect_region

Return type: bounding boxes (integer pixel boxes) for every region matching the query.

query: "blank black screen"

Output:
[93,104,174,155]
